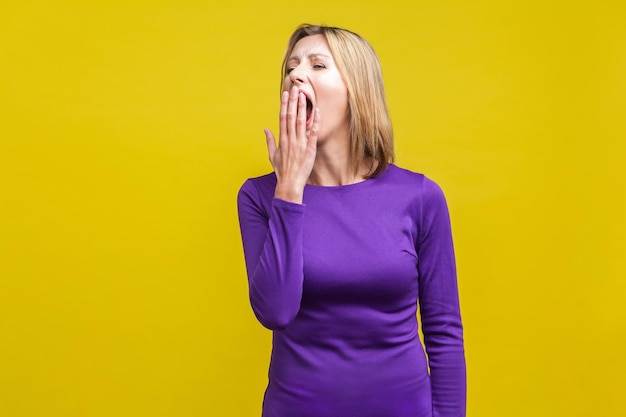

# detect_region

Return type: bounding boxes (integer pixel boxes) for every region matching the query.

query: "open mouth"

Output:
[306,97,313,123]
[299,89,314,125]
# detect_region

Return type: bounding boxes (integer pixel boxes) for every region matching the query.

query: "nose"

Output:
[289,67,305,85]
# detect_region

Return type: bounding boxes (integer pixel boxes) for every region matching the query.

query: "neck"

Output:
[308,139,370,187]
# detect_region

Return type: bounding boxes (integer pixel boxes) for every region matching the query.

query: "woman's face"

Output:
[284,34,349,141]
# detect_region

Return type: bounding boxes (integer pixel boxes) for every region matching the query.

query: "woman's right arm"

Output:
[237,86,320,330]
[237,182,306,330]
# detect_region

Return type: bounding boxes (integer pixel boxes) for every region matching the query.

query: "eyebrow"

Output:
[287,53,332,61]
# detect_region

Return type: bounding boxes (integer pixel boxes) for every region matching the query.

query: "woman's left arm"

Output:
[417,177,466,417]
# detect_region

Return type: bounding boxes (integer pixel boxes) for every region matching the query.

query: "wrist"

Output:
[274,182,304,204]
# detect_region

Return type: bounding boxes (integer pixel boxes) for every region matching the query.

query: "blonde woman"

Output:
[237,24,466,417]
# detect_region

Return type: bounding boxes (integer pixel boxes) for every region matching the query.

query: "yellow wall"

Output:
[1,1,624,416]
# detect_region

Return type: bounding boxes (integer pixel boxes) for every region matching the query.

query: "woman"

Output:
[237,24,466,417]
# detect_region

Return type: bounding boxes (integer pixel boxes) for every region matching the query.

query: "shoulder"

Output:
[239,172,277,197]
[381,164,446,202]
[237,172,277,214]
[382,164,424,184]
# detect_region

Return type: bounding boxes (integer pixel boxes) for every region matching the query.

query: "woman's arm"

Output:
[237,86,320,330]
[237,182,306,330]
[417,177,466,417]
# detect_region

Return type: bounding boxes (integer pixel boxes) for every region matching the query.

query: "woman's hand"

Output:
[265,86,320,204]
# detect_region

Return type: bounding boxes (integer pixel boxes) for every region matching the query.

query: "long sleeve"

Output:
[237,179,305,330]
[417,177,466,417]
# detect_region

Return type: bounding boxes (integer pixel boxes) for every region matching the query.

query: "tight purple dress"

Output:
[237,164,466,417]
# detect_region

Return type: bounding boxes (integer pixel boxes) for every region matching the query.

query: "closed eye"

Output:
[313,64,326,69]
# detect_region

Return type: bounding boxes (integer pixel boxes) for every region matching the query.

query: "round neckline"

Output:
[304,164,393,191]
[305,178,372,190]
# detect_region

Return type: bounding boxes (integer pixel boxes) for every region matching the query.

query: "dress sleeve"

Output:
[237,180,305,330]
[417,177,466,417]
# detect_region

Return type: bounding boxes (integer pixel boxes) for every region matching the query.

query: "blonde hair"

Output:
[281,24,394,178]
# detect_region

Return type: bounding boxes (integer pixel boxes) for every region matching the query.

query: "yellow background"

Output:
[1,1,624,416]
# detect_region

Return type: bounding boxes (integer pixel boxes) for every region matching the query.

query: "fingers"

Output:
[277,86,309,159]
[307,108,320,153]
[264,128,277,161]
[286,86,299,139]
[269,87,316,200]
[279,87,306,150]
[296,92,307,138]
[278,90,289,151]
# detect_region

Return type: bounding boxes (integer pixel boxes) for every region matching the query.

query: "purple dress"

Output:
[237,164,466,417]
